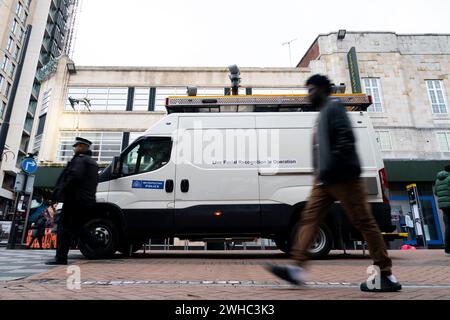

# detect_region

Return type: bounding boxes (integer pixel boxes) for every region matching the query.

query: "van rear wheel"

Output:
[306,225,333,258]
[275,224,333,258]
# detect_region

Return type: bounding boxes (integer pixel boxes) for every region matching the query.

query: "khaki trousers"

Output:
[290,179,393,275]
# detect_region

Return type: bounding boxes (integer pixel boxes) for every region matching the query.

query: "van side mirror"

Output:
[112,156,121,178]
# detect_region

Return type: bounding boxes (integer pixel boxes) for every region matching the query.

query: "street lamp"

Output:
[67,60,77,74]
[68,97,92,134]
[228,65,241,95]
[338,30,347,40]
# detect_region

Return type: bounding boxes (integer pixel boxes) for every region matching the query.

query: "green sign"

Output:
[347,47,362,93]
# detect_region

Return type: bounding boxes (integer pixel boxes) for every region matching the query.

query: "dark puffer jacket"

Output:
[434,171,450,209]
[314,98,361,185]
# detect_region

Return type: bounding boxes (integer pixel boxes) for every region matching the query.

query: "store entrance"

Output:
[391,196,443,247]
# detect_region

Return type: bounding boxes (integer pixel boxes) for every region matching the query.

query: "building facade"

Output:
[0,0,77,221]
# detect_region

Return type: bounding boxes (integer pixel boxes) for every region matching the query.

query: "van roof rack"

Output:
[165,94,372,114]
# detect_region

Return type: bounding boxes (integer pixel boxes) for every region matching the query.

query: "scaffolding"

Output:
[63,0,82,58]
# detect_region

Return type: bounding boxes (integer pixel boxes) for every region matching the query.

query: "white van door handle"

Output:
[181,179,189,192]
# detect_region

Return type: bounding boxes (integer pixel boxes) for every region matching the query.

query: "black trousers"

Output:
[443,208,450,253]
[55,204,94,261]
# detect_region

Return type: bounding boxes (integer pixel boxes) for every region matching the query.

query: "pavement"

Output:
[0,248,82,281]
[0,248,449,300]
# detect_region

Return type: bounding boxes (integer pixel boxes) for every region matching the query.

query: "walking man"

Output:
[46,137,99,265]
[268,74,402,292]
[434,165,450,256]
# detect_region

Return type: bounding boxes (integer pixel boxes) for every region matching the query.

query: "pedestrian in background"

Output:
[434,165,450,256]
[267,74,402,292]
[27,212,47,249]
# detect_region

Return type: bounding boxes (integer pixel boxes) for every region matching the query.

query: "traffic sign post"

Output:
[14,173,26,193]
[7,155,38,249]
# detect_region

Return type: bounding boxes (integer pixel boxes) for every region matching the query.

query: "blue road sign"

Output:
[21,158,37,174]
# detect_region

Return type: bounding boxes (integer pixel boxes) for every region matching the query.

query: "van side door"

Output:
[173,115,260,235]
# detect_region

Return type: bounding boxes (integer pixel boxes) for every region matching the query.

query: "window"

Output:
[0,99,5,119]
[11,19,18,34]
[6,37,14,52]
[17,28,24,43]
[155,87,190,112]
[40,89,52,115]
[427,80,447,114]
[375,130,392,151]
[5,82,11,98]
[14,45,20,59]
[16,3,23,16]
[1,56,9,71]
[121,137,172,176]
[363,78,384,113]
[154,87,226,112]
[21,11,28,23]
[133,88,150,111]
[196,87,225,96]
[32,134,42,154]
[65,87,128,111]
[36,114,46,136]
[0,75,4,94]
[437,132,450,151]
[252,88,307,95]
[32,114,47,153]
[9,63,16,78]
[57,132,123,162]
[129,132,144,145]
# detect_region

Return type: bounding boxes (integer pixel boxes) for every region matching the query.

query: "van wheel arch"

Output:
[94,203,125,236]
[274,202,334,258]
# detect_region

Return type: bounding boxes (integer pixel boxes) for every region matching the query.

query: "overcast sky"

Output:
[72,0,450,68]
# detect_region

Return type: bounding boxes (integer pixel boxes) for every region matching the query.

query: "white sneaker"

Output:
[267,264,306,286]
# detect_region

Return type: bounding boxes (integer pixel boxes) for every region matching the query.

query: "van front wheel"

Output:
[274,237,289,253]
[79,218,120,259]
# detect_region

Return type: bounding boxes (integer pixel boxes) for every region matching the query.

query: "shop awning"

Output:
[384,160,450,182]
[34,167,64,188]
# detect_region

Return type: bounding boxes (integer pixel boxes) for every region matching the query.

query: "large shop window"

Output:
[155,87,226,112]
[252,88,306,95]
[65,87,128,111]
[57,132,123,162]
[133,87,150,111]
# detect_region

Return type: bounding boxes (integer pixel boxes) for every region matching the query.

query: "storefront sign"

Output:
[347,47,362,93]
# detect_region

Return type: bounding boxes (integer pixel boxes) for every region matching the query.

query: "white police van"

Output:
[80,93,397,259]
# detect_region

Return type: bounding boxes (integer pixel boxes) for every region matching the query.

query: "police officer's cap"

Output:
[73,137,92,147]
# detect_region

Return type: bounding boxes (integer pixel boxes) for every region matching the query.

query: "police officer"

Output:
[46,137,99,265]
